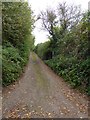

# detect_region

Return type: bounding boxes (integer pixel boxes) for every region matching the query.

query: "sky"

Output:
[28,0,89,45]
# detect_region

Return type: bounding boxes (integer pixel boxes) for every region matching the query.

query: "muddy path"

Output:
[2,52,88,118]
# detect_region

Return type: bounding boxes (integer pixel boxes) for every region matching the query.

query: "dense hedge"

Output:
[2,2,34,86]
[45,56,90,92]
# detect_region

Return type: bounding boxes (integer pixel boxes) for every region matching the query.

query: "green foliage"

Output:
[2,2,35,86]
[2,44,22,86]
[34,41,52,60]
[45,56,90,90]
[2,2,33,47]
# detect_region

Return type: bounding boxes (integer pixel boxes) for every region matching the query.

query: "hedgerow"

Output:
[35,9,90,95]
[2,2,34,86]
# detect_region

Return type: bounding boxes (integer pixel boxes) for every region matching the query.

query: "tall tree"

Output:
[39,9,57,40]
[57,2,82,31]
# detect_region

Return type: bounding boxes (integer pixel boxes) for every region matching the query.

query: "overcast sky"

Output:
[28,0,89,45]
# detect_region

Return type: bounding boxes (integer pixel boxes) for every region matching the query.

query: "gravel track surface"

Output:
[2,52,88,118]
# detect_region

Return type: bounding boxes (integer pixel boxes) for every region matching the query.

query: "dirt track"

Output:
[2,52,88,118]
